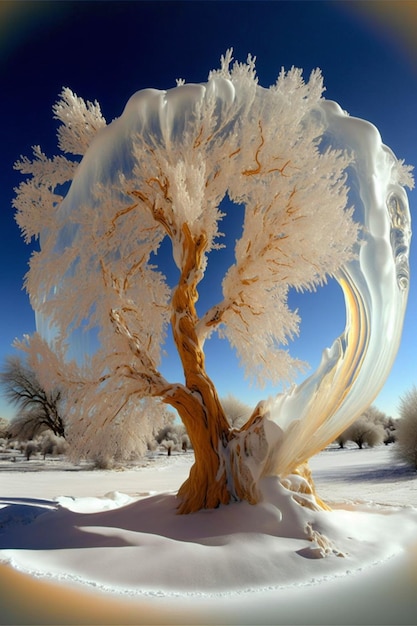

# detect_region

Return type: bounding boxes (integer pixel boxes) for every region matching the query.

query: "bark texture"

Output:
[166,224,232,513]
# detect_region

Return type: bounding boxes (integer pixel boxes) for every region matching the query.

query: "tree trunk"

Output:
[166,384,267,513]
[166,224,239,513]
[161,223,328,514]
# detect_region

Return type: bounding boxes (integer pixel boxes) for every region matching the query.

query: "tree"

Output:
[361,405,388,428]
[335,405,387,449]
[395,387,417,469]
[38,431,68,459]
[221,394,252,429]
[155,422,189,455]
[345,417,385,449]
[0,356,65,439]
[335,431,349,449]
[13,52,412,514]
[24,440,38,461]
[0,417,9,439]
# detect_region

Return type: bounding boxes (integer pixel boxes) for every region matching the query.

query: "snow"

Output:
[1,445,417,625]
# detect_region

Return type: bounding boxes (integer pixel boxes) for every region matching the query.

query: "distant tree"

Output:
[345,417,385,449]
[0,417,9,439]
[24,440,38,461]
[221,395,252,429]
[335,431,349,449]
[334,405,387,449]
[361,405,388,428]
[383,429,397,445]
[383,416,397,445]
[156,422,189,456]
[38,431,68,459]
[385,416,396,431]
[0,356,65,439]
[395,387,417,469]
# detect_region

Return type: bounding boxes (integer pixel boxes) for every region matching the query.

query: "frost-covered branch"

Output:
[53,87,107,155]
[13,146,77,242]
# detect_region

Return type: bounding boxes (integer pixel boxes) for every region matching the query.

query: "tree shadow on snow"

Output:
[318,462,415,484]
[0,490,291,551]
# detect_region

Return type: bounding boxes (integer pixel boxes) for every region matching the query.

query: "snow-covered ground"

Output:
[0,445,416,625]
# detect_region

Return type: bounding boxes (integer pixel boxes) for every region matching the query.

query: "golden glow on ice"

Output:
[267,101,412,479]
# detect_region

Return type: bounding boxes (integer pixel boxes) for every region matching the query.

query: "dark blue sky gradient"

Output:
[1,1,416,419]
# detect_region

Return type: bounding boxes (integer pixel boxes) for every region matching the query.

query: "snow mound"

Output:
[1,476,416,597]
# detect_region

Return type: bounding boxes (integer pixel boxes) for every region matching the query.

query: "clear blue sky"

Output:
[0,1,416,420]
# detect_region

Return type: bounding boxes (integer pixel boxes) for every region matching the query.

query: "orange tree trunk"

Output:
[166,384,232,513]
[165,225,234,513]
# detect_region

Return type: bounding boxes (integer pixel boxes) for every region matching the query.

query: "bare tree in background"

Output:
[0,356,65,439]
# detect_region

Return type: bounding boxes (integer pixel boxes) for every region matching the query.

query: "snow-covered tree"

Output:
[13,52,412,514]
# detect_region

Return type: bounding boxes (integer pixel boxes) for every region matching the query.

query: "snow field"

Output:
[0,445,416,625]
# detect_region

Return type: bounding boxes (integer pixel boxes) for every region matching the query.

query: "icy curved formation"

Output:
[268,101,412,475]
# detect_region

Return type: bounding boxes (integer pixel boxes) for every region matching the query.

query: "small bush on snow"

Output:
[92,454,114,469]
[38,431,68,459]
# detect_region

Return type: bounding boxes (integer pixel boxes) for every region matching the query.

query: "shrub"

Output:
[345,418,385,449]
[24,440,39,461]
[395,387,417,469]
[38,432,68,459]
[92,454,114,469]
[334,405,387,448]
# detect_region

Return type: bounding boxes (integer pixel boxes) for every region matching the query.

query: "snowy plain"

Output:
[0,445,416,625]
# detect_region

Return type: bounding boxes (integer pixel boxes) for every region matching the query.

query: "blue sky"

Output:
[0,1,416,420]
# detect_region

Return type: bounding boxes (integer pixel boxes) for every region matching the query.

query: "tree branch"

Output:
[109,308,170,397]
